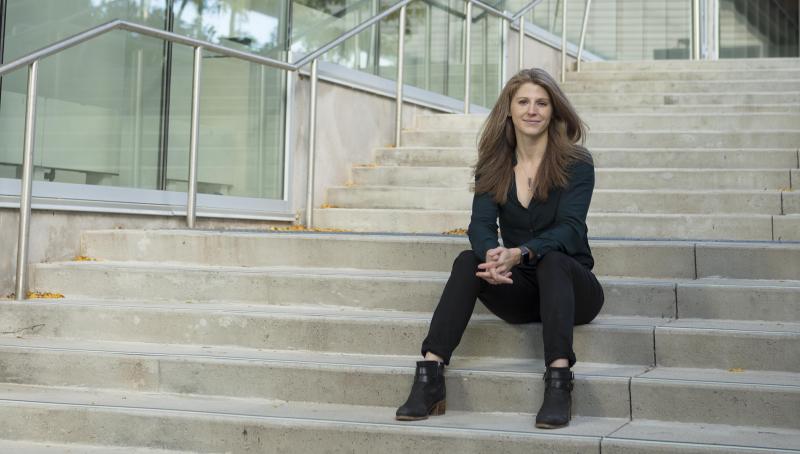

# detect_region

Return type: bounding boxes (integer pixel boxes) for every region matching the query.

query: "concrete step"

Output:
[1,380,796,454]
[577,104,800,114]
[566,68,800,82]
[654,319,800,372]
[77,230,800,280]
[401,130,800,148]
[315,208,776,241]
[0,383,626,453]
[0,299,658,365]
[0,440,188,453]
[630,367,800,430]
[1,337,798,431]
[32,262,800,322]
[31,262,678,318]
[784,191,800,214]
[0,338,634,417]
[3,298,799,372]
[602,419,800,453]
[351,166,792,190]
[563,80,800,94]
[776,215,800,240]
[577,58,800,72]
[568,92,800,106]
[326,186,783,215]
[413,113,800,132]
[374,147,800,169]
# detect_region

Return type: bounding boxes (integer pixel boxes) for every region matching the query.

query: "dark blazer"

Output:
[467,158,595,270]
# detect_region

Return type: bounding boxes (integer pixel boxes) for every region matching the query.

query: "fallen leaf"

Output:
[73,256,97,262]
[27,291,64,299]
[320,203,339,209]
[268,225,351,233]
[728,368,745,373]
[443,228,468,235]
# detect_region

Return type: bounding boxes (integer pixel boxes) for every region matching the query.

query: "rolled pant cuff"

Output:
[545,352,577,368]
[420,346,452,365]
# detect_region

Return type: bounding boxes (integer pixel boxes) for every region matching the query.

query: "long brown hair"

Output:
[474,68,590,204]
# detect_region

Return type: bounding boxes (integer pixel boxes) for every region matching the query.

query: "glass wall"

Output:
[521,0,693,60]
[0,0,289,205]
[719,0,799,58]
[289,0,505,108]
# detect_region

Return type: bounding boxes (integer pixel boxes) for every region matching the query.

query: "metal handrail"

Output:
[2,0,544,299]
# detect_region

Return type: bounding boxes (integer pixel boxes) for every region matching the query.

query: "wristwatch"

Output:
[518,246,532,265]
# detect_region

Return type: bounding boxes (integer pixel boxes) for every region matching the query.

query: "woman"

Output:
[395,68,604,429]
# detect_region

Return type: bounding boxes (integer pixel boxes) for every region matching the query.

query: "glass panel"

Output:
[525,0,692,60]
[719,0,799,58]
[0,0,168,190]
[170,1,288,199]
[290,0,504,108]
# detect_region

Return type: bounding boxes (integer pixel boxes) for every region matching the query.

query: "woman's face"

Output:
[509,82,552,139]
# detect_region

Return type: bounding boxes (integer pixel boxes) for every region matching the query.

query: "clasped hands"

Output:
[476,246,523,285]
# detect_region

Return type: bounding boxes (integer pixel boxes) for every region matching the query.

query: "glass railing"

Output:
[290,0,506,108]
[0,0,289,202]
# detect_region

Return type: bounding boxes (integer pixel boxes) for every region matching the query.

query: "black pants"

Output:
[421,250,605,367]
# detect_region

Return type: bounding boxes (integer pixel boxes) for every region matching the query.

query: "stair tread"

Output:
[0,382,796,451]
[0,440,188,453]
[606,419,800,452]
[0,382,628,439]
[6,297,800,335]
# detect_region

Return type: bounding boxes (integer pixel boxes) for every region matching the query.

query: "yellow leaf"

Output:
[443,228,468,236]
[267,225,351,233]
[320,203,339,209]
[73,256,97,262]
[27,291,64,299]
[728,368,745,373]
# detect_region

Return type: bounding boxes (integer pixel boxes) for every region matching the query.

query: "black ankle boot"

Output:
[535,366,573,429]
[395,360,446,421]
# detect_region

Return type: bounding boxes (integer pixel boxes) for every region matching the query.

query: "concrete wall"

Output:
[508,29,578,82]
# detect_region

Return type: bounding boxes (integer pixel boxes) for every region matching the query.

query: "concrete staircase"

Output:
[317,59,800,241]
[0,59,798,452]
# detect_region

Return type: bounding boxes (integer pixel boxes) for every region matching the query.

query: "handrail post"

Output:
[186,46,202,229]
[692,0,701,60]
[395,5,407,146]
[577,0,592,72]
[15,60,39,301]
[561,0,567,83]
[518,15,525,71]
[464,0,472,114]
[306,58,319,229]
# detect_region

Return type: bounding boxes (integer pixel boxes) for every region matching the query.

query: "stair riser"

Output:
[80,231,697,278]
[579,60,800,71]
[696,244,800,280]
[327,188,782,215]
[401,131,800,148]
[655,328,800,372]
[0,302,658,365]
[570,93,800,107]
[563,81,800,93]
[0,348,630,417]
[351,167,792,190]
[415,114,800,132]
[315,209,775,241]
[375,149,800,169]
[631,380,800,429]
[0,405,599,454]
[31,266,677,319]
[579,105,800,114]
[678,284,800,322]
[566,69,800,82]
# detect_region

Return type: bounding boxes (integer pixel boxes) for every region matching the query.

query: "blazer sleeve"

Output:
[522,161,594,263]
[467,191,500,262]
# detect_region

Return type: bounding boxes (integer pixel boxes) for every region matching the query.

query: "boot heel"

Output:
[430,400,446,416]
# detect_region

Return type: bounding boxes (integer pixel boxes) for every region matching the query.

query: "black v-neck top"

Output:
[467,158,595,270]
